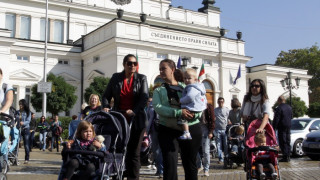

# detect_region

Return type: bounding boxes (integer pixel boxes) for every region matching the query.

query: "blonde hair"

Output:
[235,125,244,135]
[75,121,96,140]
[184,68,197,79]
[254,132,266,145]
[89,94,101,107]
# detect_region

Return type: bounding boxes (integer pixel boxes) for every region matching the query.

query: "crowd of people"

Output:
[0,53,292,180]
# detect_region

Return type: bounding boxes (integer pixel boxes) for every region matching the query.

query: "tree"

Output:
[31,73,77,116]
[307,102,320,118]
[84,76,110,103]
[275,44,320,103]
[272,97,307,118]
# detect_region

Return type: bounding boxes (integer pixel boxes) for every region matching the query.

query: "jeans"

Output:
[201,125,211,172]
[39,132,47,150]
[51,135,59,152]
[29,130,35,149]
[150,129,163,175]
[214,129,227,162]
[21,128,30,161]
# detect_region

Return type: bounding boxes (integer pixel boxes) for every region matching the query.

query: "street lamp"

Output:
[280,72,301,106]
[181,57,188,71]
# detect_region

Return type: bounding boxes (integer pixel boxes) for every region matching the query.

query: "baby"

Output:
[230,125,244,156]
[254,133,278,180]
[179,68,207,140]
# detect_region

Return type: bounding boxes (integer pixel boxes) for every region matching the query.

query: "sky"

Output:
[171,0,320,66]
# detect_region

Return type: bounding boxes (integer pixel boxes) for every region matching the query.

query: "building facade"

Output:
[0,0,311,118]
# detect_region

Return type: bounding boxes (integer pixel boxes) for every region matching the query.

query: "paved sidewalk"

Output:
[6,148,320,180]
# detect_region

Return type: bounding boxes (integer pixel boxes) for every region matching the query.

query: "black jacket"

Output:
[273,103,293,130]
[102,71,149,130]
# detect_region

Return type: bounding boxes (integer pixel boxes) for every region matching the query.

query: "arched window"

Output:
[202,80,215,106]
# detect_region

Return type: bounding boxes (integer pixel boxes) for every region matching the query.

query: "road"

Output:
[5,148,320,180]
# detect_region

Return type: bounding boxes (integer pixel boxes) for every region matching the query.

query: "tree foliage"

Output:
[275,44,320,103]
[31,73,77,116]
[84,76,110,104]
[307,102,320,118]
[272,97,307,118]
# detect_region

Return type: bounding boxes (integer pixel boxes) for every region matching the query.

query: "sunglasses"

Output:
[251,85,261,88]
[126,61,138,66]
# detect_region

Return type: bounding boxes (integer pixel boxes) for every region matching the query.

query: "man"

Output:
[273,96,293,162]
[214,97,229,164]
[29,112,36,151]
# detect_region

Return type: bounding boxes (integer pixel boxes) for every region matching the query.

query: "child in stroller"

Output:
[62,121,106,180]
[224,124,245,168]
[245,119,280,180]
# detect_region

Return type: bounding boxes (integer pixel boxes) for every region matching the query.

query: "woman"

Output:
[29,112,36,151]
[228,98,242,125]
[50,115,62,152]
[68,115,80,140]
[152,59,202,180]
[102,54,148,180]
[241,79,270,133]
[16,99,31,164]
[37,116,49,151]
[82,94,102,119]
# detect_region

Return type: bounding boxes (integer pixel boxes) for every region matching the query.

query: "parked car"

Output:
[302,130,320,160]
[290,118,320,157]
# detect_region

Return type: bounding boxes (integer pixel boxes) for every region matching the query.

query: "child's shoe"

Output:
[179,131,192,140]
[259,173,266,180]
[271,173,278,180]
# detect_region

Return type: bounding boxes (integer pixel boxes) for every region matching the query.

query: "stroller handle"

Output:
[62,149,106,158]
[0,112,14,122]
[248,146,279,153]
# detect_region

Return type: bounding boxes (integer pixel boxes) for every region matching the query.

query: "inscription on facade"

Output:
[151,32,217,47]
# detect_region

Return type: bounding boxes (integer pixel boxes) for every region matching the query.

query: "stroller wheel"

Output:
[0,173,7,180]
[16,161,20,166]
[1,161,8,174]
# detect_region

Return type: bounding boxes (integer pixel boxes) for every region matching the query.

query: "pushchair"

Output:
[8,126,20,166]
[245,119,280,180]
[0,113,14,174]
[58,111,131,180]
[224,124,245,169]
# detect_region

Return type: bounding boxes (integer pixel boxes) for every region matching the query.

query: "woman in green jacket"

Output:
[152,59,202,180]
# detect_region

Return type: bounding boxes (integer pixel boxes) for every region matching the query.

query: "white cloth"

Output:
[242,95,270,120]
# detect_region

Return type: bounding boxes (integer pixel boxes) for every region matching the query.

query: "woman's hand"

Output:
[20,121,24,126]
[66,140,74,149]
[126,109,135,117]
[93,140,102,149]
[208,133,213,139]
[181,109,194,120]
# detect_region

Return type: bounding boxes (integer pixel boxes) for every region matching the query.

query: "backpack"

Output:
[55,126,63,136]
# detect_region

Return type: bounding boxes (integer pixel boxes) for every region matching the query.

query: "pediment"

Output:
[281,91,297,98]
[9,69,41,81]
[87,70,105,81]
[229,87,241,93]
[57,73,79,83]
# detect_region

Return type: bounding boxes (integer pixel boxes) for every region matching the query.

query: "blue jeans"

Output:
[214,129,227,162]
[151,129,163,174]
[21,128,30,161]
[39,132,47,150]
[51,135,59,152]
[201,126,211,172]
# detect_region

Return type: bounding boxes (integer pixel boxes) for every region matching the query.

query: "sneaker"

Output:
[42,149,45,152]
[197,167,203,173]
[24,161,28,164]
[152,165,157,170]
[260,173,266,180]
[272,173,278,180]
[204,171,209,177]
[48,148,52,152]
[147,165,152,169]
[217,161,223,164]
[179,131,192,140]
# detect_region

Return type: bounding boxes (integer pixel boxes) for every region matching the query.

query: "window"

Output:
[5,13,16,37]
[17,55,29,61]
[25,87,31,105]
[310,120,320,130]
[58,59,69,65]
[40,18,50,41]
[54,20,64,43]
[93,56,100,63]
[203,59,211,65]
[20,15,31,39]
[157,53,168,59]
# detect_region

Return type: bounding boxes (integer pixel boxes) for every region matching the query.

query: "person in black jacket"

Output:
[273,95,293,162]
[102,54,148,180]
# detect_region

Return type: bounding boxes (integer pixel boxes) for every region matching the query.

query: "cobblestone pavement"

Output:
[5,148,320,180]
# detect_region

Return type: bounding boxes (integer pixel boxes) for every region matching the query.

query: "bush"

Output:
[58,116,72,140]
[307,102,320,117]
[272,97,307,118]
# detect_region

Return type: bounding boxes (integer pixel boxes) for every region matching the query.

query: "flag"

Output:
[233,64,241,85]
[136,52,139,73]
[177,56,181,69]
[198,63,205,80]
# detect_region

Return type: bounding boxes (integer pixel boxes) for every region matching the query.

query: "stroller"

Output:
[0,113,14,175]
[224,124,245,169]
[8,126,20,166]
[58,111,131,180]
[245,120,280,180]
[140,134,153,166]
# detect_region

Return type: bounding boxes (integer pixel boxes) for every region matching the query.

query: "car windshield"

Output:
[291,119,311,130]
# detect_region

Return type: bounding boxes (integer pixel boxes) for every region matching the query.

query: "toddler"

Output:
[230,125,244,156]
[63,121,106,180]
[179,68,207,140]
[254,133,278,180]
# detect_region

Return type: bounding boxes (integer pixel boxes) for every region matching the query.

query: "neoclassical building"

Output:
[0,0,311,117]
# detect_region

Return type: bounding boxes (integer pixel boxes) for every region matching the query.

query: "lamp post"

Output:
[280,72,301,106]
[181,57,188,71]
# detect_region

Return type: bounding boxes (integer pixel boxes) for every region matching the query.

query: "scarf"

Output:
[242,94,262,119]
[80,138,94,147]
